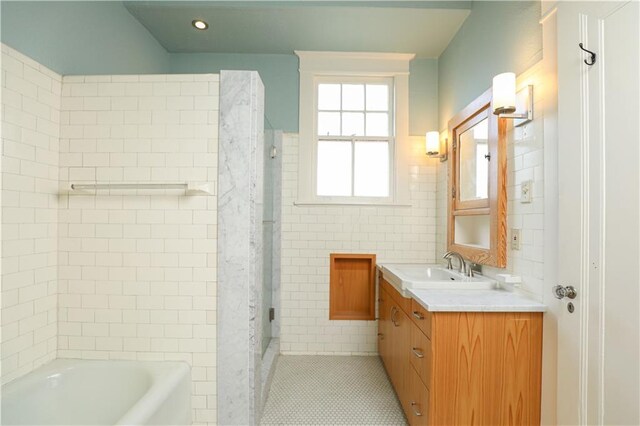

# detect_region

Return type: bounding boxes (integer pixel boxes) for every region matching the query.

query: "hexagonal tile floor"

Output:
[260,355,407,425]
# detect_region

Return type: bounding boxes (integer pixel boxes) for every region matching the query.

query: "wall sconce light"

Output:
[425,131,447,162]
[492,72,533,126]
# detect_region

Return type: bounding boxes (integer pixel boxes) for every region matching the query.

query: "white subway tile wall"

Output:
[1,45,61,384]
[436,63,546,300]
[56,74,219,425]
[279,134,438,355]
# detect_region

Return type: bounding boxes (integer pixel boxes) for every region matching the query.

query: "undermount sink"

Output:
[379,263,497,295]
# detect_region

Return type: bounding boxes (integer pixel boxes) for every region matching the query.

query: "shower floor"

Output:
[260,355,407,425]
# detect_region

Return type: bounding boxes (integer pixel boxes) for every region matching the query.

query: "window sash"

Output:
[313,77,395,200]
[316,136,393,196]
[316,77,394,138]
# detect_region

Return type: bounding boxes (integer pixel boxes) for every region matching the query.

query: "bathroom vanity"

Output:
[377,264,545,426]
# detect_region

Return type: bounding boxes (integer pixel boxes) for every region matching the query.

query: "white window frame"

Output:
[314,75,395,202]
[295,51,415,206]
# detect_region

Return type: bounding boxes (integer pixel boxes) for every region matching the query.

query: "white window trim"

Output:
[296,50,415,206]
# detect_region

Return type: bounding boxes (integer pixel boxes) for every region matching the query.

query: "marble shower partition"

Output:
[217,71,265,425]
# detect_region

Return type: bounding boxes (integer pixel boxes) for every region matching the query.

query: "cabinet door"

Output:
[378,288,390,368]
[387,303,399,389]
[392,306,412,418]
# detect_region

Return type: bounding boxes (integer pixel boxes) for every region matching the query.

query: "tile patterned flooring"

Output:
[261,355,407,425]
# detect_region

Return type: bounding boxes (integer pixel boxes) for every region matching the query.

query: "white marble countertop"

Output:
[408,288,547,312]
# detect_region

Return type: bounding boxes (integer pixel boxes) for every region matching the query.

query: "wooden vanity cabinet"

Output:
[378,275,543,426]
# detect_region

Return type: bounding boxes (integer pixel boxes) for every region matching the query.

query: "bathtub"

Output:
[1,359,191,425]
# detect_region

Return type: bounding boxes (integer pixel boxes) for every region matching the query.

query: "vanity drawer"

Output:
[407,365,430,426]
[410,299,432,339]
[410,323,431,389]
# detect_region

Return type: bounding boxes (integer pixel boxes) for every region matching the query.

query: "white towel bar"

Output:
[67,182,214,196]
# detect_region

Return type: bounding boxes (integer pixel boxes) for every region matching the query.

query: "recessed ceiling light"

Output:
[192,19,208,30]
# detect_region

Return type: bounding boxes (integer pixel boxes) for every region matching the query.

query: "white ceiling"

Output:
[124,1,471,58]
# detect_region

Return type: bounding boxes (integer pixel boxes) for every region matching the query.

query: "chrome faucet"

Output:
[443,251,466,274]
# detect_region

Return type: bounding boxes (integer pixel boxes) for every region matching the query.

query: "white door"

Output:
[556,1,640,424]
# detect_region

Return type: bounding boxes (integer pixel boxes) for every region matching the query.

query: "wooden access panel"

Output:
[329,253,376,320]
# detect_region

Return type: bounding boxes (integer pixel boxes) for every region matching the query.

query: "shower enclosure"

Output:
[260,120,281,411]
[262,118,281,356]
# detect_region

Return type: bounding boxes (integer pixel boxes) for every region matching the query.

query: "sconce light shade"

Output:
[425,131,447,162]
[492,72,517,115]
[491,72,534,126]
[426,131,440,155]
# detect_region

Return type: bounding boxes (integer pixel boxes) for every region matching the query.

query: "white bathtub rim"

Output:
[115,360,190,425]
[1,358,191,426]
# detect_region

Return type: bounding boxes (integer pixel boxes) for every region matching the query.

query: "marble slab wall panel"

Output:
[217,70,265,425]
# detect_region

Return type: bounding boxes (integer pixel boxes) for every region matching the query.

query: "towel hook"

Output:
[579,43,596,66]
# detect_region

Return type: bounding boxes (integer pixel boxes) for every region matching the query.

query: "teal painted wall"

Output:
[0,1,169,75]
[170,53,438,134]
[169,53,300,132]
[0,0,541,134]
[0,1,440,133]
[437,1,542,130]
[410,58,439,136]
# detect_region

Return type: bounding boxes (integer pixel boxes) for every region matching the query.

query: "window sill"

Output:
[294,199,412,208]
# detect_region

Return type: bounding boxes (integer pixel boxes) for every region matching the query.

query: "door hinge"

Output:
[269,307,275,322]
[452,186,456,199]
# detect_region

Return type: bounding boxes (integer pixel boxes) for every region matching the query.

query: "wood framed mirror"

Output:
[447,88,507,267]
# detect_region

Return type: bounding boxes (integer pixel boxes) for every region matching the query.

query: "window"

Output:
[315,79,393,198]
[296,51,415,205]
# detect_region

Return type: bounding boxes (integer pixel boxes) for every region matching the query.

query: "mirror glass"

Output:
[458,118,489,202]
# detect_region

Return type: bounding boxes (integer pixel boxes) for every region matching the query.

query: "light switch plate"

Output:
[521,180,533,203]
[511,229,521,250]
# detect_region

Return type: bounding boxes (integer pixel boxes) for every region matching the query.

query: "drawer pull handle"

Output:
[412,311,424,320]
[391,307,400,327]
[410,401,423,417]
[412,347,424,358]
[378,333,384,340]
